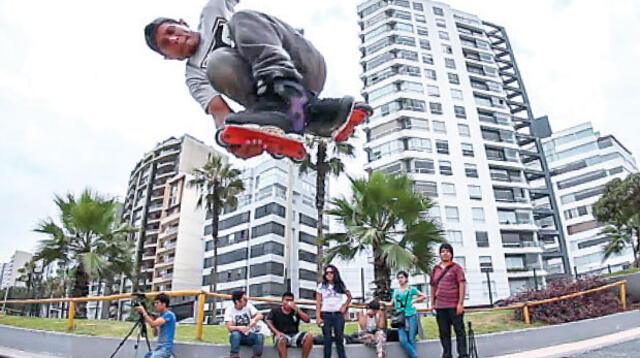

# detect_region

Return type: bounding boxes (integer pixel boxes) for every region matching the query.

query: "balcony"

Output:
[502,241,543,254]
[506,265,546,278]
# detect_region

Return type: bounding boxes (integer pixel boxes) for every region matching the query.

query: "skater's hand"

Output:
[316,318,324,327]
[239,326,251,335]
[456,304,465,315]
[134,305,146,315]
[228,139,265,159]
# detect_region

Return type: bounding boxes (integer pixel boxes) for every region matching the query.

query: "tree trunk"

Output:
[101,279,113,320]
[72,265,90,318]
[94,277,103,320]
[210,198,220,324]
[373,246,391,301]
[315,142,328,283]
[635,229,640,268]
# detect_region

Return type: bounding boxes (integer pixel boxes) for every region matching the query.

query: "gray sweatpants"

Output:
[206,10,327,108]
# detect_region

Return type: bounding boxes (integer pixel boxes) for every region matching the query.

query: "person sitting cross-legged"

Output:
[266,292,314,358]
[225,290,265,358]
[357,300,387,358]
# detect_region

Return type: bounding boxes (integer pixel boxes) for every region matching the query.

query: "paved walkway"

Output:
[491,327,640,358]
[0,347,63,358]
[566,338,640,357]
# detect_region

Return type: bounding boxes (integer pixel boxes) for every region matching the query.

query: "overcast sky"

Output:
[1,0,638,262]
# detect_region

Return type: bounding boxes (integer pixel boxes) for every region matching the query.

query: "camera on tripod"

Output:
[132,293,147,310]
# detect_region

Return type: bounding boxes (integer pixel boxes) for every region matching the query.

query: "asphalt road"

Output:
[564,338,640,357]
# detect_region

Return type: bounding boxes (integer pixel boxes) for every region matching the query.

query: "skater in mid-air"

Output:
[144,0,371,160]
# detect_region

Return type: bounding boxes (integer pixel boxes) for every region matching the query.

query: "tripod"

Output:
[467,321,479,358]
[109,314,151,358]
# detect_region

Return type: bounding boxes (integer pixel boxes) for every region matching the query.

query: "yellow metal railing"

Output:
[0,280,628,341]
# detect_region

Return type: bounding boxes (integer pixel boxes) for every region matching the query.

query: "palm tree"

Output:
[34,189,133,318]
[601,224,635,261]
[299,138,356,282]
[324,172,444,300]
[594,174,640,267]
[17,260,42,316]
[188,154,245,324]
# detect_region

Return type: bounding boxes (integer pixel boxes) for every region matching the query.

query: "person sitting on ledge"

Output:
[225,290,265,358]
[266,291,314,358]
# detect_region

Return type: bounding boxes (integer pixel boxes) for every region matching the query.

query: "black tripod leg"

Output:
[109,321,140,358]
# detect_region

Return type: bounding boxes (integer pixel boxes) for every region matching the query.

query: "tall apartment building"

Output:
[122,135,223,293]
[540,122,638,275]
[0,263,7,290]
[0,251,33,289]
[201,158,319,318]
[357,0,567,302]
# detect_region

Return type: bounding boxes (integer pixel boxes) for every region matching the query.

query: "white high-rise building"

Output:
[541,122,638,275]
[202,158,320,318]
[0,251,33,289]
[357,0,567,302]
[122,135,224,293]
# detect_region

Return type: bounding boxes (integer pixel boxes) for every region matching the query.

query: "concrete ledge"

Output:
[1,310,639,357]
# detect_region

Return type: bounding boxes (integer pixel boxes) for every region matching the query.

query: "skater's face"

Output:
[440,248,453,262]
[155,20,199,60]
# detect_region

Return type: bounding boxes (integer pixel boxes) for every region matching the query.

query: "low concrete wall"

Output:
[606,271,640,302]
[1,310,639,357]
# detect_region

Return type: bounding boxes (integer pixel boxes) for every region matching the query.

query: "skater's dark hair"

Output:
[321,265,347,294]
[367,300,381,310]
[155,293,170,307]
[397,271,409,279]
[282,292,295,299]
[439,243,454,257]
[231,290,246,304]
[144,17,179,55]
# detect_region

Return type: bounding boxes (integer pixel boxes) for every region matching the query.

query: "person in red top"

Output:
[430,243,468,358]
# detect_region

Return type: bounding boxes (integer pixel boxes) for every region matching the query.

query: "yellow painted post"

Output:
[523,305,531,324]
[195,293,206,341]
[620,282,627,311]
[67,301,76,331]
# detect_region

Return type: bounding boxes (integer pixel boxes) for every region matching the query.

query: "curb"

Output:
[490,327,640,358]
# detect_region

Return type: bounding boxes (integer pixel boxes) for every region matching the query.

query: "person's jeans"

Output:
[144,345,173,358]
[321,311,346,358]
[398,315,418,358]
[436,308,468,358]
[207,10,326,109]
[229,331,264,356]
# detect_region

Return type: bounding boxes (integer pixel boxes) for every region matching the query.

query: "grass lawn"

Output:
[607,267,640,277]
[0,310,542,344]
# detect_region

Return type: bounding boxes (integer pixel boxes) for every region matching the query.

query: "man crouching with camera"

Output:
[135,293,177,358]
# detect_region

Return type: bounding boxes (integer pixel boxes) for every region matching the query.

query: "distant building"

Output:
[0,251,33,289]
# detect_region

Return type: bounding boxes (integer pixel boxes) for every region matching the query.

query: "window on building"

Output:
[442,182,456,196]
[412,159,435,174]
[458,124,471,137]
[254,203,286,219]
[415,14,426,23]
[472,208,486,223]
[465,163,479,178]
[407,137,432,153]
[417,26,429,36]
[448,73,460,84]
[439,31,450,41]
[442,44,453,54]
[414,180,438,197]
[427,85,440,97]
[461,143,474,157]
[299,213,317,228]
[425,68,437,80]
[436,139,449,154]
[445,206,460,223]
[468,185,482,200]
[439,160,453,176]
[451,89,464,101]
[250,240,285,258]
[299,231,316,245]
[298,250,317,263]
[422,54,434,64]
[430,102,443,114]
[475,231,489,247]
[454,105,467,118]
[419,39,431,50]
[433,120,446,133]
[436,18,446,28]
[413,2,424,11]
[447,230,463,245]
[433,7,444,16]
